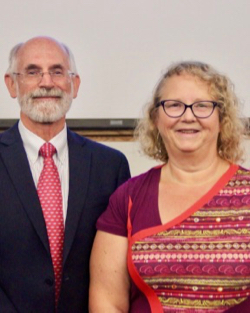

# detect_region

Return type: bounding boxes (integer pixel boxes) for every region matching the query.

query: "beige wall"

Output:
[103,138,250,177]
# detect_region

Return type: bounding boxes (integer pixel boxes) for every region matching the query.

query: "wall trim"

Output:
[0,118,137,141]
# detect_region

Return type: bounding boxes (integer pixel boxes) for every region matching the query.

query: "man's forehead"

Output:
[16,39,70,69]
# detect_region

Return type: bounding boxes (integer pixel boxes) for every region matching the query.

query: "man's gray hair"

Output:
[6,40,78,75]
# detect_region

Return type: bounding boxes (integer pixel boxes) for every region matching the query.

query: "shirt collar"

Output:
[18,120,68,164]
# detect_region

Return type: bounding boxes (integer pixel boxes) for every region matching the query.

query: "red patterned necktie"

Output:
[37,142,64,307]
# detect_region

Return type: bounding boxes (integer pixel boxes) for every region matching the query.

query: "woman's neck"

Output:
[163,155,230,186]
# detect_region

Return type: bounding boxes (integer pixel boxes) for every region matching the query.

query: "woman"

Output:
[89,61,250,312]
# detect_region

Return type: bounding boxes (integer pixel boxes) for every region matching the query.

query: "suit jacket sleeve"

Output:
[116,152,131,186]
[0,286,18,312]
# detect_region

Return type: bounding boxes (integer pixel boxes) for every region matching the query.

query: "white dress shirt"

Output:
[18,120,69,223]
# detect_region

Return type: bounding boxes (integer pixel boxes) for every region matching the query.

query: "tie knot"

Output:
[39,142,56,158]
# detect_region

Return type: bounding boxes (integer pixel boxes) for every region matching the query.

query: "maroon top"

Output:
[97,165,250,312]
[97,166,162,236]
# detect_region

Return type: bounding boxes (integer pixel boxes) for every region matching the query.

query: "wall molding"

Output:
[0,118,136,141]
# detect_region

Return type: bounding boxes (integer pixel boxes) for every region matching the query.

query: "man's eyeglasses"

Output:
[155,100,218,118]
[12,69,75,84]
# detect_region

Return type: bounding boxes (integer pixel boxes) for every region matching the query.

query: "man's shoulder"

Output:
[67,129,125,157]
[67,129,130,180]
[0,122,20,145]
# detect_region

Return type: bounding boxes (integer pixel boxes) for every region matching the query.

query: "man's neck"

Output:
[20,112,66,142]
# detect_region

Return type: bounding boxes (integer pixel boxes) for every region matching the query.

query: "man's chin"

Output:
[19,96,72,124]
[21,109,65,124]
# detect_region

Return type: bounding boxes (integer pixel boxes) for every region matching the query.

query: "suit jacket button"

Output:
[45,278,54,286]
[64,276,70,282]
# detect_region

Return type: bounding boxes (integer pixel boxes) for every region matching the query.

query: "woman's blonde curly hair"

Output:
[135,61,245,163]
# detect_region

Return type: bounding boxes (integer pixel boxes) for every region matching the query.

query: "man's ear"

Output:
[4,74,17,98]
[72,75,81,99]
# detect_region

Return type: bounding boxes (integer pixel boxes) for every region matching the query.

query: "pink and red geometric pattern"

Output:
[37,142,64,307]
[128,167,250,312]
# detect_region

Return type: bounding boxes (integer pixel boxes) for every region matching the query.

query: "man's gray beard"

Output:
[18,88,73,123]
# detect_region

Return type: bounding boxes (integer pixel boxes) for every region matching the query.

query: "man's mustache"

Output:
[29,88,64,99]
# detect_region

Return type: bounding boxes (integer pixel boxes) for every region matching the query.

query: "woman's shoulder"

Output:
[116,165,163,196]
[235,164,250,176]
[237,164,250,171]
[127,164,163,185]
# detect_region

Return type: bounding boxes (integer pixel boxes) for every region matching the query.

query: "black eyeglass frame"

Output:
[155,100,218,119]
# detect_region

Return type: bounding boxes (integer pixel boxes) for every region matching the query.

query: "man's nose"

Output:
[38,72,55,88]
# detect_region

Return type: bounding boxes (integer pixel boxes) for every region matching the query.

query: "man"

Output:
[1,36,130,312]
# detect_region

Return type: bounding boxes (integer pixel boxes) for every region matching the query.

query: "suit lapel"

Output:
[0,124,50,253]
[0,125,92,262]
[63,129,91,263]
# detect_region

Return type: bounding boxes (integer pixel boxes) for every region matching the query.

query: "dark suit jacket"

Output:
[0,123,130,313]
